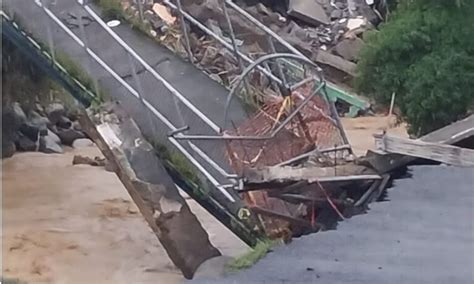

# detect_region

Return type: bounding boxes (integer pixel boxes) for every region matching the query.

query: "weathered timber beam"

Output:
[279,194,353,207]
[79,105,220,279]
[250,206,318,229]
[374,134,474,167]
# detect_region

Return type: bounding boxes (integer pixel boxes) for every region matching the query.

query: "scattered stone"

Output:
[72,155,106,167]
[39,134,63,154]
[16,133,38,152]
[57,115,73,129]
[46,102,66,125]
[57,128,86,146]
[256,3,272,16]
[334,37,365,62]
[19,123,41,141]
[330,9,343,20]
[347,17,367,31]
[47,129,62,145]
[28,110,50,134]
[12,102,27,124]
[72,138,95,148]
[287,0,330,26]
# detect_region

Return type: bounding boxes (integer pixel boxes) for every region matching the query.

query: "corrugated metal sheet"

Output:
[195,165,474,283]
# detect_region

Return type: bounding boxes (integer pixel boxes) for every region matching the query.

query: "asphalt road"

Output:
[193,165,474,283]
[4,0,247,181]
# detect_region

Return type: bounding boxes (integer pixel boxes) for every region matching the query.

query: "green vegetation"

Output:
[94,0,125,21]
[355,0,474,136]
[227,239,276,271]
[150,139,211,198]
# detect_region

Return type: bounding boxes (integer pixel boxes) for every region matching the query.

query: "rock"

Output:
[334,37,365,62]
[330,9,343,20]
[57,128,86,146]
[28,110,50,135]
[2,138,16,158]
[2,103,26,157]
[256,3,272,16]
[47,129,62,145]
[72,155,105,167]
[347,17,367,31]
[39,134,63,154]
[72,120,82,131]
[287,0,330,26]
[16,133,38,152]
[46,102,66,125]
[12,102,27,124]
[72,138,95,148]
[57,115,72,129]
[19,123,41,141]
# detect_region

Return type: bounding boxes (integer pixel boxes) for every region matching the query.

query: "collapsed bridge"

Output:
[2,0,404,279]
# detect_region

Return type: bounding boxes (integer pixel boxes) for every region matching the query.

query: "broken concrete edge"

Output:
[78,105,221,279]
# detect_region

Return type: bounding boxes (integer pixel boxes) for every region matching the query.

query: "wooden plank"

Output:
[250,206,316,228]
[375,134,474,167]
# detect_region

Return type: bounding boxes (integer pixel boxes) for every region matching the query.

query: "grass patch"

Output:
[94,0,125,21]
[227,239,276,271]
[150,139,210,198]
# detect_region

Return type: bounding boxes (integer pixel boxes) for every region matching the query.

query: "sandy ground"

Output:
[341,115,408,156]
[1,145,247,284]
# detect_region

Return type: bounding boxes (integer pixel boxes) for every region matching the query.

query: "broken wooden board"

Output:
[374,134,474,167]
[79,104,220,279]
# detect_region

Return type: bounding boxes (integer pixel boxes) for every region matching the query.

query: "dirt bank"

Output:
[2,145,247,283]
[342,115,408,156]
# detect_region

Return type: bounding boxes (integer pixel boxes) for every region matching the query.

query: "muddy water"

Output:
[1,146,247,283]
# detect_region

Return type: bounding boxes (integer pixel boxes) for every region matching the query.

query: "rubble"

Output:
[334,37,364,62]
[287,0,330,26]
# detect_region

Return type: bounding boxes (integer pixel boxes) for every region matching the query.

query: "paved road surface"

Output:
[4,0,247,180]
[194,165,474,283]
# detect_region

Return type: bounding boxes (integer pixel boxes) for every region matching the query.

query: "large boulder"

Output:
[2,138,16,158]
[39,133,63,154]
[57,128,86,146]
[16,132,38,152]
[45,102,67,125]
[2,102,26,158]
[19,109,52,141]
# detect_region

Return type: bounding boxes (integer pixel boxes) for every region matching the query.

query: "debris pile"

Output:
[118,0,383,87]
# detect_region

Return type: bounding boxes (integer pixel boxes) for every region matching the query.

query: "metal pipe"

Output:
[175,0,193,62]
[34,0,236,202]
[223,53,323,130]
[188,142,237,178]
[220,0,253,98]
[81,3,222,133]
[173,83,325,141]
